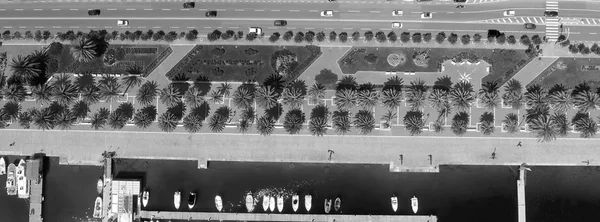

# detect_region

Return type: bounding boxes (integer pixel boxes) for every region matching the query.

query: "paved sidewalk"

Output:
[508,57,558,87]
[145,44,193,85]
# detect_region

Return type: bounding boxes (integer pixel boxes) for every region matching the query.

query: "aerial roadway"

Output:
[0,0,598,41]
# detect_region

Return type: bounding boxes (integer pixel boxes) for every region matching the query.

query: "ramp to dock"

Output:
[140,211,437,222]
[517,167,526,222]
[27,158,43,222]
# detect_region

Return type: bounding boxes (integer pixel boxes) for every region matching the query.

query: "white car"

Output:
[392,22,402,28]
[392,10,403,16]
[321,10,334,17]
[117,20,129,26]
[249,27,263,35]
[503,10,515,16]
[420,12,432,19]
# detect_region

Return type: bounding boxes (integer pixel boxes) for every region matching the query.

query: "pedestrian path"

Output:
[545,1,560,42]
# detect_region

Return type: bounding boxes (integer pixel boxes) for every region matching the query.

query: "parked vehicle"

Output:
[392,22,402,28]
[392,10,403,16]
[183,2,195,8]
[421,12,432,19]
[205,11,218,17]
[321,10,334,17]
[503,10,515,16]
[249,27,263,35]
[117,20,129,26]
[88,9,101,16]
[523,23,537,29]
[274,20,287,26]
[544,11,558,17]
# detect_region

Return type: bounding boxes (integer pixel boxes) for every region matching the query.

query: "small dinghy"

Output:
[411,196,418,214]
[292,194,299,212]
[277,195,284,212]
[174,191,181,210]
[269,196,276,212]
[304,194,312,212]
[334,197,341,212]
[188,192,197,209]
[245,192,255,212]
[0,157,5,175]
[391,194,398,212]
[262,195,270,212]
[96,178,103,194]
[215,195,223,212]
[324,199,332,214]
[92,197,102,218]
[142,190,149,208]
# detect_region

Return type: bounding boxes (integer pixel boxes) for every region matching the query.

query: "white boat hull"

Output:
[0,157,5,175]
[411,196,418,214]
[92,197,102,218]
[277,196,284,212]
[215,195,223,212]
[304,195,312,212]
[16,160,28,198]
[324,199,332,214]
[245,193,254,212]
[174,192,181,210]
[269,196,276,212]
[292,195,299,212]
[262,195,270,212]
[391,197,398,212]
[96,179,103,194]
[188,192,196,210]
[142,191,149,208]
[334,197,341,212]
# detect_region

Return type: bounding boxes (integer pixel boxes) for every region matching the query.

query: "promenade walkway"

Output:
[140,211,437,222]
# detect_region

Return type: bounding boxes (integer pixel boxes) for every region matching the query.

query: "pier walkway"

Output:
[140,211,437,222]
[101,157,113,222]
[27,159,43,222]
[517,165,529,222]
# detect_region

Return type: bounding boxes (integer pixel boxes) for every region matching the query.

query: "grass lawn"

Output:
[165,45,322,83]
[530,57,600,88]
[338,47,532,86]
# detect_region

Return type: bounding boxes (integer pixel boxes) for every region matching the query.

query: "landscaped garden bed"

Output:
[338,47,533,86]
[165,45,322,83]
[529,58,600,88]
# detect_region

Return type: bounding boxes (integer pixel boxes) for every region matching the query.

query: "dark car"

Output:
[205,11,217,17]
[523,23,537,29]
[183,2,195,8]
[88,9,101,16]
[544,11,558,17]
[274,20,287,26]
[453,0,466,2]
[487,29,502,38]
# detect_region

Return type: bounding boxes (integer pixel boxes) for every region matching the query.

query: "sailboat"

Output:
[391,194,398,212]
[334,197,341,212]
[324,199,332,214]
[304,194,312,212]
[411,196,418,214]
[174,191,181,210]
[269,196,276,212]
[6,163,17,195]
[188,192,197,209]
[16,159,28,198]
[96,178,103,194]
[142,190,149,207]
[262,195,270,212]
[215,195,223,212]
[92,197,103,218]
[277,195,284,212]
[0,157,5,175]
[245,192,255,212]
[292,194,299,212]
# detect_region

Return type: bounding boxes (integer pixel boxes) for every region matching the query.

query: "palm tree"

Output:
[449,81,475,112]
[432,119,444,133]
[133,109,154,129]
[478,81,500,110]
[3,101,21,121]
[159,85,181,108]
[136,81,159,106]
[502,79,523,110]
[548,89,573,114]
[429,89,449,112]
[237,119,251,134]
[81,85,101,105]
[71,36,97,63]
[353,110,375,135]
[183,87,204,108]
[451,111,470,136]
[18,109,34,129]
[31,84,54,106]
[308,83,326,105]
[309,117,328,137]
[550,112,569,137]
[71,100,90,121]
[281,88,305,109]
[209,90,224,104]
[99,81,122,104]
[217,82,232,97]
[503,113,520,133]
[10,55,40,83]
[90,108,110,130]
[54,110,77,130]
[32,108,55,130]
[256,115,275,136]
[479,112,495,136]
[573,115,597,138]
[255,86,279,109]
[121,74,144,96]
[380,88,403,110]
[283,109,305,134]
[3,82,27,103]
[403,110,424,136]
[158,111,178,132]
[529,114,558,142]
[524,84,549,110]
[183,114,203,133]
[51,80,78,106]
[381,110,397,128]
[108,112,128,130]
[334,88,357,110]
[208,113,228,133]
[357,89,380,110]
[572,90,599,113]
[332,110,351,135]
[241,107,256,124]
[406,79,428,111]
[232,87,254,110]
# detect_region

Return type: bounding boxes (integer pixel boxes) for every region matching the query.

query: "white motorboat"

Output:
[92,197,102,218]
[245,192,255,212]
[292,194,299,212]
[0,157,5,175]
[262,195,270,212]
[391,194,398,212]
[269,196,276,212]
[324,199,332,214]
[174,191,181,210]
[334,197,341,212]
[16,159,28,198]
[277,195,284,212]
[188,192,197,209]
[96,178,103,194]
[411,196,418,214]
[142,190,149,208]
[215,195,223,212]
[6,163,17,195]
[304,194,312,212]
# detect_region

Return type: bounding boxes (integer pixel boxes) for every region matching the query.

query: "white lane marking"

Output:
[15,9,23,11]
[52,26,60,28]
[348,10,360,13]
[70,26,79,28]
[360,28,371,30]
[306,27,314,29]
[203,27,211,29]
[235,9,245,11]
[144,9,153,11]
[187,27,195,28]
[590,32,597,34]
[170,27,179,28]
[0,9,5,11]
[162,9,171,11]
[3,26,12,28]
[35,26,43,28]
[369,11,380,13]
[153,26,161,28]
[126,8,136,10]
[343,28,353,30]
[69,9,78,11]
[33,9,42,11]
[107,8,117,10]
[309,10,318,12]
[255,9,265,11]
[527,17,531,23]
[267,27,277,29]
[447,12,454,13]
[271,9,280,11]
[19,26,26,28]
[52,9,60,11]
[138,26,146,29]
[216,9,226,11]
[287,27,296,29]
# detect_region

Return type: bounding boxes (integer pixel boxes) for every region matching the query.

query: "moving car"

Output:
[544,11,558,17]
[421,12,432,19]
[321,10,334,17]
[416,0,432,1]
[206,11,217,17]
[392,22,402,28]
[392,10,403,16]
[454,0,466,2]
[183,2,195,8]
[503,10,515,16]
[274,20,287,26]
[117,20,129,26]
[249,27,263,35]
[523,23,537,29]
[88,9,101,16]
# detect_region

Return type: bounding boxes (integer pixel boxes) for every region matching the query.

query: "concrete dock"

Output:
[517,164,529,222]
[101,158,113,222]
[140,211,437,222]
[27,159,43,222]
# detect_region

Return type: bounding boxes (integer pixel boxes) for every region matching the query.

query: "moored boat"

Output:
[0,157,5,175]
[292,194,299,212]
[96,178,103,194]
[391,194,398,212]
[269,196,275,212]
[277,195,284,212]
[188,192,197,209]
[245,192,255,212]
[92,197,102,218]
[142,190,149,208]
[6,163,17,195]
[215,195,223,212]
[411,196,418,214]
[304,194,312,212]
[334,197,341,212]
[16,159,28,198]
[262,195,270,212]
[324,199,332,214]
[174,191,181,210]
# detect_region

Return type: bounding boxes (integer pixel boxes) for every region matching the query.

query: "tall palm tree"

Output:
[54,110,77,130]
[183,114,203,133]
[403,110,424,136]
[308,83,326,105]
[208,114,227,133]
[70,36,98,63]
[332,110,351,135]
[529,114,558,142]
[208,90,223,104]
[107,112,128,130]
[31,84,53,106]
[502,79,523,110]
[380,88,403,110]
[32,108,55,130]
[183,87,204,108]
[159,85,181,108]
[232,87,254,110]
[3,101,21,121]
[503,113,520,133]
[572,90,599,113]
[10,55,40,83]
[283,109,305,134]
[237,119,251,134]
[334,88,357,110]
[81,85,101,105]
[548,89,573,114]
[281,88,305,109]
[90,108,110,130]
[309,117,328,137]
[428,89,449,112]
[158,111,178,132]
[353,110,375,135]
[133,110,154,129]
[255,85,279,109]
[136,81,159,107]
[573,115,597,138]
[217,82,232,97]
[256,115,275,136]
[432,119,444,133]
[524,84,549,110]
[99,81,122,104]
[3,82,27,103]
[51,80,78,106]
[451,111,470,136]
[406,79,428,111]
[479,112,495,136]
[18,109,34,129]
[449,81,475,112]
[241,107,256,124]
[381,110,397,128]
[478,81,500,110]
[550,112,569,137]
[357,89,380,110]
[121,74,144,96]
[71,100,90,121]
